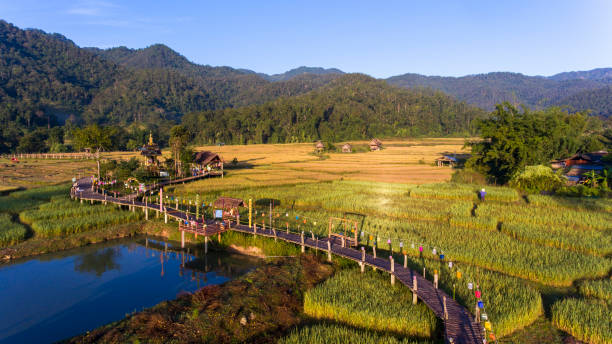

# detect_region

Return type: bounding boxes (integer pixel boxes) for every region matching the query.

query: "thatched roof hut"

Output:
[342,143,352,153]
[193,151,222,167]
[214,197,246,210]
[369,138,382,151]
[315,141,325,152]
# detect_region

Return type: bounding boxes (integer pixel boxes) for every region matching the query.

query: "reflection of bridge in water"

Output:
[142,237,259,288]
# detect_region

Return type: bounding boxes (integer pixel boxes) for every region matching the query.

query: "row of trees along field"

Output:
[467,103,612,184]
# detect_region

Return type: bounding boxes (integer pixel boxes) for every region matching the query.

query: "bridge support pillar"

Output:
[443,296,448,320]
[80,199,83,204]
[327,241,332,262]
[361,247,366,273]
[164,211,168,223]
[205,236,208,254]
[90,199,93,204]
[181,230,185,248]
[145,207,148,220]
[413,276,418,305]
[390,256,395,285]
[434,271,439,289]
[300,231,305,252]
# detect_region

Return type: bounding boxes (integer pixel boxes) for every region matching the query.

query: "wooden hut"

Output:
[436,155,456,167]
[193,151,223,171]
[140,132,162,167]
[213,197,245,223]
[342,143,352,153]
[315,141,325,153]
[369,138,382,151]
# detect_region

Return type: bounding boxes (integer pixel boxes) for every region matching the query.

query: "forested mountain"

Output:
[263,66,345,82]
[386,72,611,111]
[182,74,485,145]
[557,86,612,117]
[549,68,612,82]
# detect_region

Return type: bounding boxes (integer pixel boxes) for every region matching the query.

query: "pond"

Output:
[0,237,259,344]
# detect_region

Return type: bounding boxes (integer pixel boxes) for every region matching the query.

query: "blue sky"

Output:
[1,0,611,78]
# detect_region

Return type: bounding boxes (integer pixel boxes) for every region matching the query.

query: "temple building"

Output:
[140,132,162,167]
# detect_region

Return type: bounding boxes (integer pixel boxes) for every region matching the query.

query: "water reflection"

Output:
[0,236,259,344]
[74,248,121,276]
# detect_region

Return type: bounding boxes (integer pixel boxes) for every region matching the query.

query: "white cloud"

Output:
[66,1,119,17]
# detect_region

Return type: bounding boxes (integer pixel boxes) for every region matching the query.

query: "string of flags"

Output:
[112,189,499,341]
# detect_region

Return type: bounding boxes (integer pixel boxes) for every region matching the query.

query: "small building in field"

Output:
[315,141,325,153]
[369,138,382,151]
[436,155,457,167]
[140,132,162,167]
[193,151,223,173]
[213,196,245,222]
[342,143,352,153]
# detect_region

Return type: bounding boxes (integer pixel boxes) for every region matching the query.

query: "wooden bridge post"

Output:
[327,240,332,262]
[413,275,418,304]
[181,230,185,248]
[164,209,168,223]
[390,256,395,285]
[360,247,365,273]
[205,236,208,254]
[443,296,448,320]
[434,270,439,289]
[132,200,135,212]
[403,254,407,268]
[145,207,148,220]
[423,267,426,278]
[300,231,305,253]
[253,223,257,236]
[341,236,345,248]
[373,245,376,259]
[273,228,277,242]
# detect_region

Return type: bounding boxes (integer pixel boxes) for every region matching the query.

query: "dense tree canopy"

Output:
[183,74,485,145]
[467,103,608,184]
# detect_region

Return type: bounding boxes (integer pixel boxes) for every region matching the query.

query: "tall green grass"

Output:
[0,213,27,247]
[406,256,542,337]
[501,222,612,256]
[410,183,519,202]
[305,269,438,337]
[552,298,611,344]
[476,202,612,231]
[578,279,612,301]
[0,184,69,213]
[279,324,433,344]
[21,197,142,238]
[527,194,612,212]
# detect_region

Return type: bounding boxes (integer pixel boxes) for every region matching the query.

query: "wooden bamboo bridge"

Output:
[71,176,485,344]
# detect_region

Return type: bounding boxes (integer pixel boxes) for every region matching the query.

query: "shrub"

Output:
[509,165,565,194]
